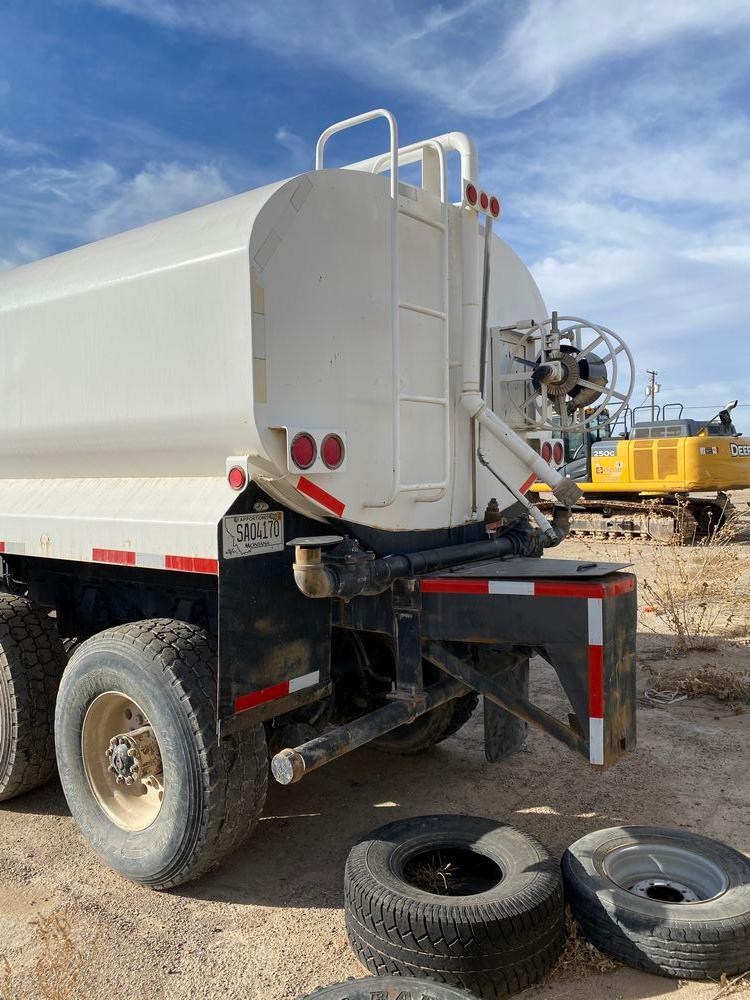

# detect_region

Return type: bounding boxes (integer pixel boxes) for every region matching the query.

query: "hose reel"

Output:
[497,312,634,432]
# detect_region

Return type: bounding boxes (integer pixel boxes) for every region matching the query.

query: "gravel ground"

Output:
[1,533,749,1000]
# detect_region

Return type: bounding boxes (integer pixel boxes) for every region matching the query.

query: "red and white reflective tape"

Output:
[296,476,346,517]
[587,597,605,765]
[92,549,218,574]
[0,541,26,555]
[420,577,634,599]
[0,542,218,574]
[421,574,634,765]
[234,669,321,714]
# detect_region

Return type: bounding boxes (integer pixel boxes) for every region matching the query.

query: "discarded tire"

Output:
[298,977,479,998]
[563,826,750,979]
[345,815,565,999]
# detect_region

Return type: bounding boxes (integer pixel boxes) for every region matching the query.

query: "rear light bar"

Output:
[286,428,347,474]
[540,440,564,468]
[463,180,501,219]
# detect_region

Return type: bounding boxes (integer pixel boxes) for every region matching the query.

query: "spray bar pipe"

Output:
[459,211,582,507]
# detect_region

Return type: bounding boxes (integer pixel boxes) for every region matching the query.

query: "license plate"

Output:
[222,511,284,559]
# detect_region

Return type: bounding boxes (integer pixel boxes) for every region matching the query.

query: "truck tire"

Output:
[55,619,268,889]
[0,594,67,802]
[345,815,565,999]
[298,977,479,999]
[371,692,479,755]
[563,826,750,979]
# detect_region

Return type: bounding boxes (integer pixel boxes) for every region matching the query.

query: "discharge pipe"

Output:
[289,517,559,601]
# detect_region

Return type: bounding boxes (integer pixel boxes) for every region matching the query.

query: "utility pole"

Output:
[646,370,659,421]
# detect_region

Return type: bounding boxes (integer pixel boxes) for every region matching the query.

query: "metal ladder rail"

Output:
[397,174,451,501]
[316,114,454,507]
[365,139,451,503]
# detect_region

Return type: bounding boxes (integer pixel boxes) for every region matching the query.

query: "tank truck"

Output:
[0,110,637,887]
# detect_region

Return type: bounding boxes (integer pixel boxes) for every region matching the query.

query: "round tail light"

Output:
[290,432,316,470]
[480,191,489,211]
[465,183,478,206]
[321,433,345,470]
[541,441,553,463]
[228,465,247,490]
[490,196,500,217]
[552,441,565,466]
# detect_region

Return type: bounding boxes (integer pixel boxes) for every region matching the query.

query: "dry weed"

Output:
[641,516,750,652]
[0,906,98,1000]
[0,955,12,1000]
[710,970,750,998]
[648,661,750,703]
[549,909,619,981]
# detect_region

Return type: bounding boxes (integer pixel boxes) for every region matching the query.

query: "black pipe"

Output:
[270,676,468,784]
[293,519,545,600]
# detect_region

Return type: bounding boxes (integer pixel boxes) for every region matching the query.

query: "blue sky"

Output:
[2,0,750,416]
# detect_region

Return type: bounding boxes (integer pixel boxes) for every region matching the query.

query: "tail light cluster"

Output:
[288,429,346,473]
[464,181,501,219]
[540,440,565,467]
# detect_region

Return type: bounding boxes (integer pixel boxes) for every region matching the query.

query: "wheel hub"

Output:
[105,725,162,786]
[535,349,580,397]
[629,878,700,903]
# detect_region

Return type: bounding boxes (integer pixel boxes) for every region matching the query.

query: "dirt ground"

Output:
[2,504,750,999]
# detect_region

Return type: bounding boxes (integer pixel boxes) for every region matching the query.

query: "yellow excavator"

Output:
[531,401,750,542]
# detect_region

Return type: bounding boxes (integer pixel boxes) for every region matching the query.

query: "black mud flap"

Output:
[217,482,334,735]
[479,650,529,762]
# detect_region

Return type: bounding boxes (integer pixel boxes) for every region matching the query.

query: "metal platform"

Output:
[431,556,631,579]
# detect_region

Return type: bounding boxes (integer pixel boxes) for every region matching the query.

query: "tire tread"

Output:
[0,594,67,801]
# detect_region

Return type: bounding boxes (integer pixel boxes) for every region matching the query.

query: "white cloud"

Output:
[0,158,233,266]
[275,126,308,169]
[0,131,47,157]
[87,161,231,238]
[90,0,750,115]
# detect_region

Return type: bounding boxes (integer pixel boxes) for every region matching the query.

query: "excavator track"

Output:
[536,495,735,544]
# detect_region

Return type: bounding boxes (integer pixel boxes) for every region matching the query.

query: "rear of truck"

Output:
[0,110,638,888]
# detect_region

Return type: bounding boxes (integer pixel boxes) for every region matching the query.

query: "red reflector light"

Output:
[490,196,500,217]
[228,465,247,490]
[321,433,345,470]
[541,441,553,463]
[465,183,478,206]
[290,432,316,470]
[480,191,489,210]
[552,441,564,466]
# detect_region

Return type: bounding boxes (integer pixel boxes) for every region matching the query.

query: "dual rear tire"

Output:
[55,619,268,889]
[0,595,67,802]
[0,602,268,889]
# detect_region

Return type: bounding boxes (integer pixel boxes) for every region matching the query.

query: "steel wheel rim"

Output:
[81,691,164,832]
[601,841,730,903]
